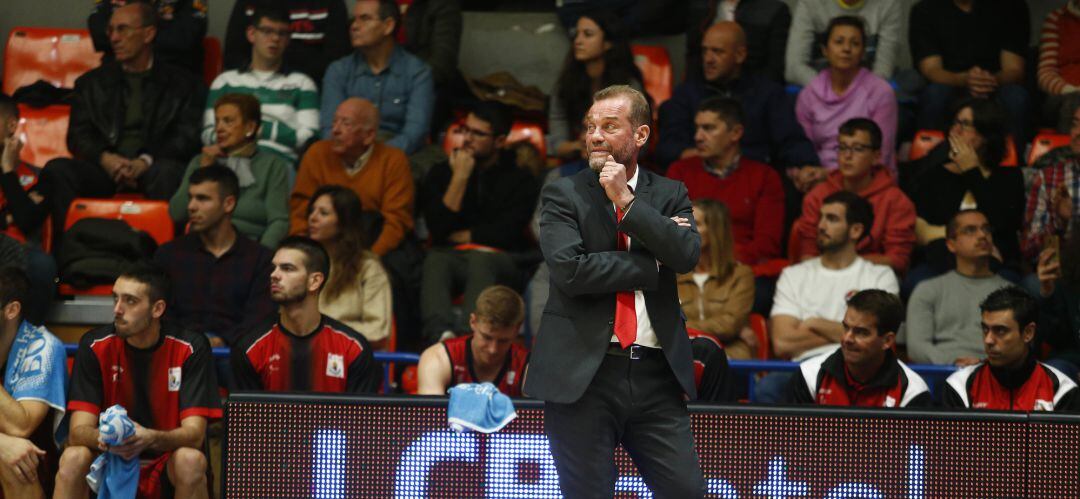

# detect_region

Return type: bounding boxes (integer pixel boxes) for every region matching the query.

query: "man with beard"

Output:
[56,266,220,499]
[787,289,931,407]
[524,85,705,497]
[419,102,539,343]
[231,236,380,393]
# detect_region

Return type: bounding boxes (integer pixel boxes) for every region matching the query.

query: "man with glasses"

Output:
[791,118,915,275]
[42,2,203,250]
[904,209,1012,367]
[89,0,208,76]
[203,8,319,166]
[418,102,539,344]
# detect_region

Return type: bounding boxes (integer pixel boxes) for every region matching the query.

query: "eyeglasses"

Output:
[105,24,146,37]
[952,118,975,131]
[255,26,291,38]
[956,224,994,236]
[834,143,876,155]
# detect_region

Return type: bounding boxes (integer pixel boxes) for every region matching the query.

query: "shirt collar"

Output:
[346,145,375,176]
[705,154,740,179]
[627,164,640,191]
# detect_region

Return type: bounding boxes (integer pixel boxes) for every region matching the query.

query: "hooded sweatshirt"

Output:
[793,166,915,273]
[795,67,898,176]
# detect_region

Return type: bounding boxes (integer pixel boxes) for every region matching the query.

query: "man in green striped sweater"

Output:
[203,7,320,166]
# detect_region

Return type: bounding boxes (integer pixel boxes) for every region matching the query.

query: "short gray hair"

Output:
[593,85,651,128]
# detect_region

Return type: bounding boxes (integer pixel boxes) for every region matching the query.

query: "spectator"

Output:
[688,328,739,402]
[943,286,1079,412]
[89,0,207,76]
[910,0,1030,145]
[204,7,320,165]
[685,0,792,83]
[290,98,413,257]
[420,102,540,342]
[794,16,898,175]
[1037,1,1080,133]
[401,0,465,133]
[154,166,275,349]
[224,0,351,86]
[1035,237,1080,381]
[417,285,528,396]
[43,3,204,244]
[784,0,903,86]
[792,118,915,274]
[232,236,381,393]
[0,267,66,499]
[549,11,644,161]
[909,99,1025,278]
[667,97,785,265]
[320,0,434,159]
[677,199,755,360]
[1022,105,1079,264]
[903,209,1012,366]
[56,266,221,499]
[787,289,931,407]
[174,93,292,248]
[658,21,818,190]
[0,95,54,325]
[305,185,392,346]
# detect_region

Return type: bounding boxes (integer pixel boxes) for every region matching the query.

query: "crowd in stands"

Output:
[2,0,1080,495]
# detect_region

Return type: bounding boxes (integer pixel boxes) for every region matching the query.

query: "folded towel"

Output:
[87,405,139,499]
[447,382,517,433]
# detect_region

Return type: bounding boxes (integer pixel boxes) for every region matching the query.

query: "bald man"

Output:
[289,97,414,257]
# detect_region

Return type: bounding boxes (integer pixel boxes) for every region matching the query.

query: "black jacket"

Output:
[67,60,204,165]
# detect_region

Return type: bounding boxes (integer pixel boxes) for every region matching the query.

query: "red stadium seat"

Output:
[58,198,174,296]
[1001,136,1018,167]
[749,313,770,360]
[3,27,102,95]
[908,129,944,162]
[202,36,222,87]
[442,120,547,158]
[1027,132,1071,166]
[14,104,71,166]
[630,44,673,110]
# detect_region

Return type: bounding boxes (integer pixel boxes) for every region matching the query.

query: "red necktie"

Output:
[613,205,637,348]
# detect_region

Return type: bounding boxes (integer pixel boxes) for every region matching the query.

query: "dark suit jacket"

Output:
[524,167,701,403]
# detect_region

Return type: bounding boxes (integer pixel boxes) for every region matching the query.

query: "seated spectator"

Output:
[909,99,1025,277]
[944,286,1079,412]
[784,0,903,86]
[658,21,819,175]
[89,0,207,76]
[903,209,1012,366]
[401,0,466,133]
[667,97,785,264]
[688,328,738,403]
[232,236,381,392]
[224,0,350,86]
[1037,0,1080,133]
[910,0,1031,145]
[795,16,898,175]
[290,98,414,257]
[56,266,221,499]
[154,166,275,349]
[685,0,792,83]
[43,3,203,244]
[549,11,644,161]
[677,199,755,360]
[320,0,434,159]
[0,267,66,499]
[416,285,528,396]
[0,95,54,325]
[174,93,292,248]
[305,186,392,346]
[420,102,540,342]
[787,289,930,407]
[204,8,320,165]
[1022,105,1079,264]
[1035,236,1080,381]
[793,118,915,274]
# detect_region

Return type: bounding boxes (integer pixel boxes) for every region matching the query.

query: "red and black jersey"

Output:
[0,162,42,242]
[687,329,737,402]
[442,335,529,397]
[944,356,1080,412]
[231,315,380,393]
[788,348,932,407]
[67,323,222,430]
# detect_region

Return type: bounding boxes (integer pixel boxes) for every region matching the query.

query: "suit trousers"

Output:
[544,346,706,498]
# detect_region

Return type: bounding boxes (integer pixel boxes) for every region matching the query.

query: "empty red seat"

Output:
[3,27,102,95]
[202,36,222,87]
[1027,132,1071,165]
[630,44,673,110]
[14,104,71,166]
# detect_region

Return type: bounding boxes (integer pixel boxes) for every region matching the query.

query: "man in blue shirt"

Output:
[320,0,434,158]
[0,267,67,498]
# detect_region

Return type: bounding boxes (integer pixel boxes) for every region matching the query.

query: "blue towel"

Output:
[447,382,517,433]
[87,405,139,499]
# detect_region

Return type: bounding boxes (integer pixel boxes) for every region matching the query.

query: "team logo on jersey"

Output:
[111,365,124,382]
[168,367,182,391]
[506,371,516,385]
[327,354,344,379]
[884,395,896,408]
[1034,399,1055,411]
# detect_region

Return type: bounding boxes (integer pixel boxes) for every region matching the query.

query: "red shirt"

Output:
[945,359,1080,412]
[667,156,785,263]
[442,335,529,397]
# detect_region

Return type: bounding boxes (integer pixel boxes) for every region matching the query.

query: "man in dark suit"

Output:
[524,85,705,497]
